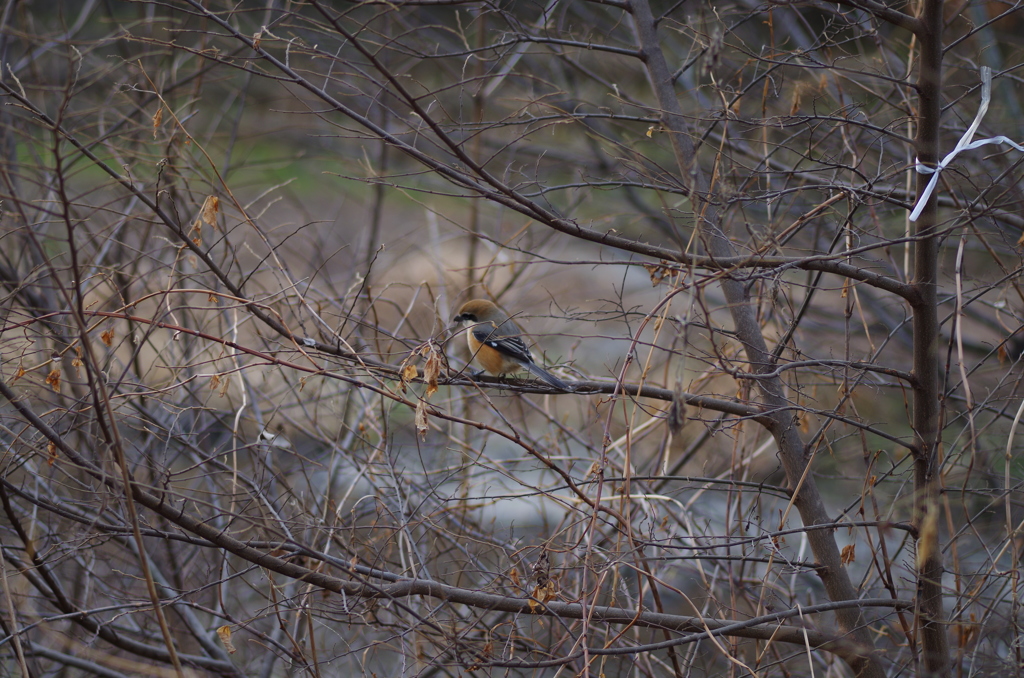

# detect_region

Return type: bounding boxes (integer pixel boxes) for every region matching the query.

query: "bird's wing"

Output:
[471,324,534,364]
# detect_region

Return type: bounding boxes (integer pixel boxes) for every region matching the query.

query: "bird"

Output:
[451,299,569,390]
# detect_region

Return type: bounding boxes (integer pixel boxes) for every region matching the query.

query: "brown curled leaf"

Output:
[401,363,419,392]
[152,106,163,139]
[217,625,236,654]
[415,399,429,438]
[200,195,220,228]
[422,345,441,398]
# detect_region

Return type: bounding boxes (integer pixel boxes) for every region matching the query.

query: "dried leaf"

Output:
[642,261,672,286]
[45,368,61,392]
[12,365,25,382]
[529,580,557,612]
[509,566,520,587]
[209,293,218,303]
[414,399,429,438]
[152,106,163,139]
[101,328,114,346]
[217,625,236,654]
[541,579,555,598]
[47,442,57,467]
[210,374,221,391]
[840,543,856,565]
[200,195,220,228]
[422,345,441,398]
[401,363,419,392]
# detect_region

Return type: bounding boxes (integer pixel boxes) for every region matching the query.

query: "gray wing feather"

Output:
[472,323,569,390]
[471,325,534,363]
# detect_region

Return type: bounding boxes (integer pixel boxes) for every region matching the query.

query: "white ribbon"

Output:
[910,67,1024,221]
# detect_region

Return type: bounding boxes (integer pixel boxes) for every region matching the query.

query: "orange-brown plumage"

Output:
[451,299,568,390]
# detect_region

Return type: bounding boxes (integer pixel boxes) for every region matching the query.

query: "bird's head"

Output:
[452,299,499,327]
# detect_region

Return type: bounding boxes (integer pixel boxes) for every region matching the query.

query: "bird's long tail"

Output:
[525,361,570,391]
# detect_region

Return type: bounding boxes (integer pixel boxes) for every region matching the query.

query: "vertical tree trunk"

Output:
[912,1,952,676]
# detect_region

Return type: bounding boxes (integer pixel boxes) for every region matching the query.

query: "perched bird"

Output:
[452,299,569,390]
